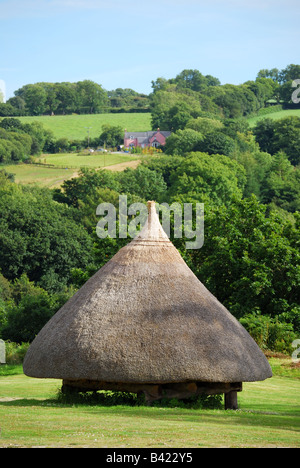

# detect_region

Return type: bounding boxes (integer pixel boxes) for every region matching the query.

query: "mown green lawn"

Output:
[0,359,299,448]
[17,113,152,140]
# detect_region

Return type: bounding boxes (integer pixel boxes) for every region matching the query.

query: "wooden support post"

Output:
[224,390,238,410]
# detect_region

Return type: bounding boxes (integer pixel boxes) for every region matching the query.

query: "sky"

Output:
[0,0,299,100]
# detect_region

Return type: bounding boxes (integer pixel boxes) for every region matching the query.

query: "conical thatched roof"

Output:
[23,201,272,384]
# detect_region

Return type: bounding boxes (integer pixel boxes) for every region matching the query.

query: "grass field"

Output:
[2,152,140,188]
[2,164,77,188]
[16,109,300,138]
[0,358,299,448]
[40,152,138,168]
[17,113,152,140]
[247,108,300,127]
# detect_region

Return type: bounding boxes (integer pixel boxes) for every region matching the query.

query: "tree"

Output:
[244,80,275,107]
[76,80,108,114]
[98,124,124,148]
[0,179,94,288]
[54,168,119,207]
[197,131,237,157]
[207,84,260,118]
[261,152,300,212]
[272,117,300,166]
[39,82,60,115]
[107,88,150,110]
[6,96,26,113]
[0,274,73,343]
[280,64,300,83]
[117,165,167,203]
[150,85,202,130]
[186,196,300,321]
[186,117,224,135]
[174,69,220,92]
[55,82,77,114]
[15,84,47,115]
[253,116,300,166]
[237,149,272,199]
[164,128,204,156]
[257,68,281,83]
[168,152,246,206]
[253,118,276,154]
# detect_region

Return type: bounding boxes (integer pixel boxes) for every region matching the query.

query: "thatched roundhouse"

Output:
[23,201,272,409]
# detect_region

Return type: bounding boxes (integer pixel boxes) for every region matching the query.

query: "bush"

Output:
[240,312,297,354]
[4,341,29,364]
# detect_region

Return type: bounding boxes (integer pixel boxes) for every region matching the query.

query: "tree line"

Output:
[0,64,299,118]
[0,81,150,117]
[150,65,300,130]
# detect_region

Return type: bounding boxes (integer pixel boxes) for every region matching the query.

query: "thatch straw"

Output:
[23,201,272,384]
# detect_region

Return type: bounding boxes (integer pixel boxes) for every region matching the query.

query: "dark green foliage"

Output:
[1,290,58,343]
[253,116,300,166]
[240,313,296,354]
[185,197,299,324]
[56,389,223,409]
[0,274,74,343]
[0,117,55,160]
[117,165,167,202]
[0,82,150,116]
[0,177,94,287]
[98,124,124,148]
[197,131,236,156]
[164,129,204,155]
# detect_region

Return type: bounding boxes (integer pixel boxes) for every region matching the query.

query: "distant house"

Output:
[124,129,171,149]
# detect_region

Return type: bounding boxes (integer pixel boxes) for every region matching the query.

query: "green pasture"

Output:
[16,109,300,139]
[2,152,139,188]
[247,108,300,127]
[2,163,76,188]
[0,358,299,448]
[17,113,152,140]
[39,152,138,168]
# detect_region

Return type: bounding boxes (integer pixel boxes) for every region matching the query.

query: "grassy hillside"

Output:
[0,358,299,447]
[17,113,152,140]
[17,109,300,138]
[247,108,300,127]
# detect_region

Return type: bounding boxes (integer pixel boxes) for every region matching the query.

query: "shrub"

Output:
[4,341,30,364]
[240,312,296,354]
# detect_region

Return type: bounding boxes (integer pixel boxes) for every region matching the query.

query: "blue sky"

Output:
[0,0,299,100]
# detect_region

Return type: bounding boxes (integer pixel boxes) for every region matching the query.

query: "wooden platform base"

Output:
[62,379,242,410]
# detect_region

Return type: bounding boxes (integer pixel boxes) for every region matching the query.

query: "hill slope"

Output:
[17,113,152,140]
